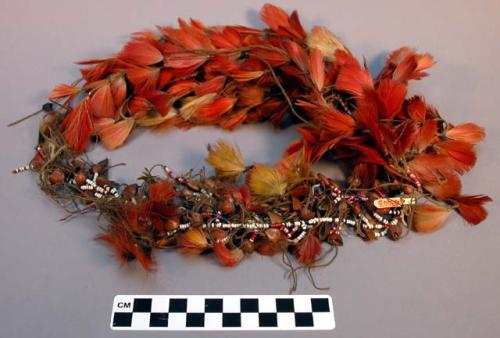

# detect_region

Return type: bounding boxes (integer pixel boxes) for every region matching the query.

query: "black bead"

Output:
[42,102,53,112]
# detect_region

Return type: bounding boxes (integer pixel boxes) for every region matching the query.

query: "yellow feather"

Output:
[206,141,245,179]
[306,26,347,61]
[247,164,287,197]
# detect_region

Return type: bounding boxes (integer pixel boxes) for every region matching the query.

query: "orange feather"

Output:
[260,4,290,33]
[176,228,208,255]
[97,227,156,272]
[406,96,426,121]
[412,204,451,233]
[284,40,310,73]
[295,232,322,265]
[376,79,407,119]
[334,50,373,96]
[99,119,135,149]
[126,66,160,94]
[194,97,236,123]
[110,74,127,107]
[195,76,226,96]
[60,99,93,153]
[118,39,163,66]
[164,52,207,68]
[445,123,485,145]
[149,180,176,203]
[424,172,462,199]
[435,140,477,174]
[49,83,80,100]
[213,242,244,267]
[452,195,492,225]
[309,48,325,91]
[91,82,116,118]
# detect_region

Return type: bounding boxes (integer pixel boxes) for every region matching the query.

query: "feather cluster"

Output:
[23,4,490,280]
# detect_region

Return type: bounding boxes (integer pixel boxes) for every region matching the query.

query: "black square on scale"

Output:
[240,298,259,312]
[223,313,241,327]
[113,312,132,327]
[133,298,152,312]
[205,298,223,312]
[311,298,330,312]
[186,313,205,327]
[169,298,187,312]
[259,313,278,327]
[295,312,314,327]
[276,298,295,312]
[150,313,168,327]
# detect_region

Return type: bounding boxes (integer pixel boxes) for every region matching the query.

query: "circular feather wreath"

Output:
[11,3,491,289]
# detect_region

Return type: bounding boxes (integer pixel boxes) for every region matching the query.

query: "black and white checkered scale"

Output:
[111,295,335,330]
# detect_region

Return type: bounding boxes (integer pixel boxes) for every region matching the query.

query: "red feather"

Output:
[414,119,438,152]
[118,39,163,66]
[128,96,154,118]
[334,50,373,96]
[60,99,93,153]
[231,69,265,82]
[96,226,156,272]
[99,119,135,149]
[284,40,310,73]
[315,108,355,136]
[376,79,407,119]
[166,80,198,97]
[408,153,452,184]
[424,172,462,199]
[91,82,116,118]
[445,123,485,145]
[110,74,127,107]
[195,76,226,96]
[213,242,244,267]
[452,195,492,225]
[194,97,236,123]
[406,96,426,121]
[435,140,477,174]
[295,232,322,265]
[126,66,159,94]
[164,52,207,68]
[248,47,289,67]
[49,83,80,100]
[260,4,290,33]
[149,180,176,203]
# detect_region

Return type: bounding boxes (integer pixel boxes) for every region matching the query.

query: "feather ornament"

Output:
[247,164,288,197]
[49,83,80,100]
[213,242,244,267]
[452,195,492,225]
[60,99,93,153]
[310,48,325,91]
[206,141,245,179]
[434,140,477,174]
[149,180,176,203]
[306,26,347,61]
[91,82,116,118]
[118,39,163,66]
[335,50,373,96]
[176,228,208,255]
[295,232,322,265]
[97,227,156,271]
[412,204,451,233]
[445,123,485,145]
[99,118,135,149]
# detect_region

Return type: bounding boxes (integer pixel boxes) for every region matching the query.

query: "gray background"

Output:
[1,0,499,337]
